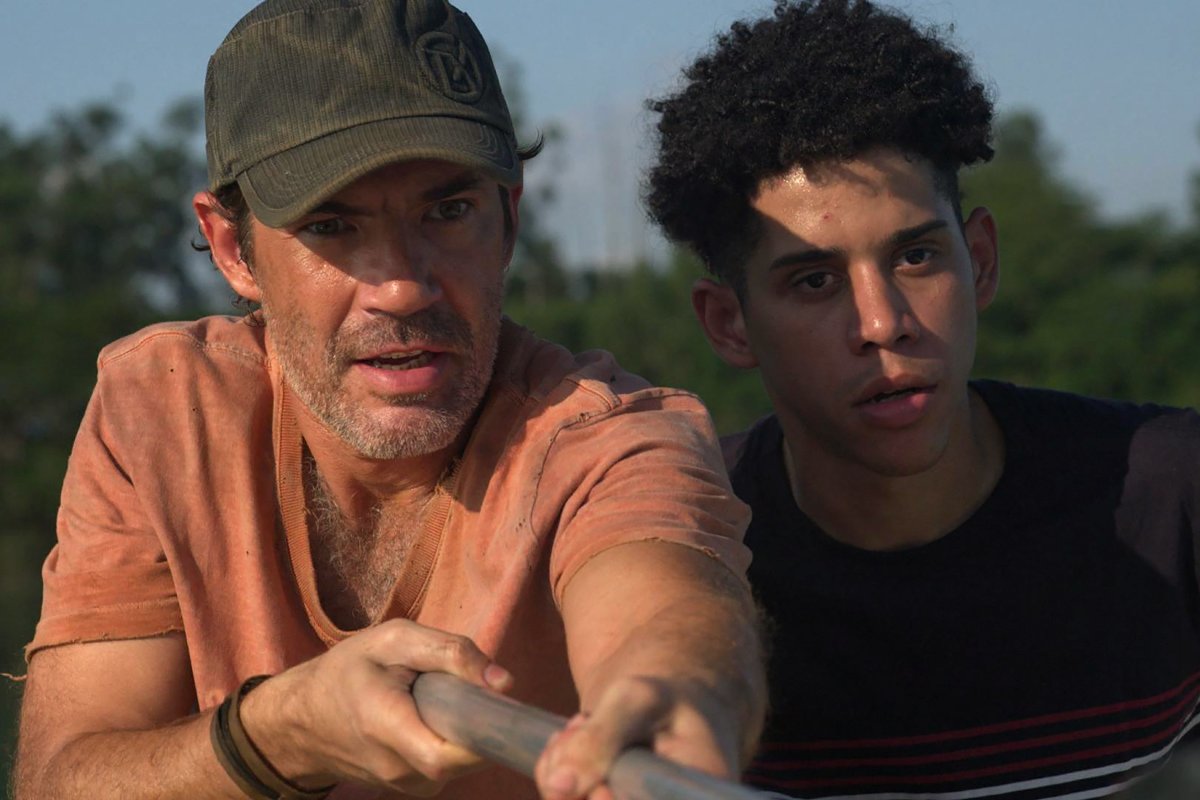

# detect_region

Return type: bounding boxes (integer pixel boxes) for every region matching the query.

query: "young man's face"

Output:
[224,159,517,459]
[695,148,998,478]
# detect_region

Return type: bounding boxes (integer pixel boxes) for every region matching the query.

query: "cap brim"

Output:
[237,116,520,228]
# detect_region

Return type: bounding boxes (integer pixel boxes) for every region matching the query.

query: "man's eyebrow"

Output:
[302,172,487,217]
[419,172,486,203]
[306,199,370,217]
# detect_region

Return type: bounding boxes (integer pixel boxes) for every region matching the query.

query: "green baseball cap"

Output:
[204,0,520,228]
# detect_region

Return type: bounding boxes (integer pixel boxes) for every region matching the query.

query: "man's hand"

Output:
[242,618,513,795]
[533,541,766,800]
[534,675,742,800]
[15,619,512,799]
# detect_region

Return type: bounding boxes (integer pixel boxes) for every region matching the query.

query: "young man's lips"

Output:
[854,383,936,428]
[855,385,933,405]
[854,375,935,406]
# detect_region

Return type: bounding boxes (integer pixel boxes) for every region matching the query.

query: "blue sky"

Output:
[3,1,1198,266]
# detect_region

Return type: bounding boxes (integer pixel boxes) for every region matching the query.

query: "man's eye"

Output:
[302,218,348,236]
[430,199,471,221]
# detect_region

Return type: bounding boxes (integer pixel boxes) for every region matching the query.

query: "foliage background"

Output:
[1,92,1197,795]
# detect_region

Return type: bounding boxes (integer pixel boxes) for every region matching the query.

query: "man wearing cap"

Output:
[12,2,765,799]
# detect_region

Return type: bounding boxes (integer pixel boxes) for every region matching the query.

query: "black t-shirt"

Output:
[731,380,1200,799]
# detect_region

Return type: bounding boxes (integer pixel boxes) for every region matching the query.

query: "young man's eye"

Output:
[792,271,837,292]
[897,247,935,266]
[429,199,471,221]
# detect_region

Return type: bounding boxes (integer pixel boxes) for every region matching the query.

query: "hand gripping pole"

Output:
[412,672,774,800]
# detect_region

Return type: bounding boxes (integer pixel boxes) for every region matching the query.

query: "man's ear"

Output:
[193,190,262,303]
[502,183,523,267]
[963,206,999,312]
[691,278,759,370]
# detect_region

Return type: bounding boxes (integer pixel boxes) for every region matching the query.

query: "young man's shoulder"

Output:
[718,414,780,474]
[973,378,1200,443]
[975,380,1200,512]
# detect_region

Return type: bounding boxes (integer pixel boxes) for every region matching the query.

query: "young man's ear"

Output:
[193,190,262,303]
[691,278,759,370]
[963,206,999,311]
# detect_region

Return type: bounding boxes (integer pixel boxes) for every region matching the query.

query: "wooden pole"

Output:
[412,672,773,800]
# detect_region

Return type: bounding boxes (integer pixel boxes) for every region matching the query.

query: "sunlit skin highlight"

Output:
[693,148,1005,550]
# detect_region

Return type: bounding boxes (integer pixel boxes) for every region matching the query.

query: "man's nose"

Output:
[356,232,443,316]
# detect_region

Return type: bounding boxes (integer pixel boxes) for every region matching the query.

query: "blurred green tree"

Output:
[0,97,212,791]
[2,93,1197,794]
[493,52,571,305]
[965,111,1200,404]
[0,97,211,542]
[506,250,772,435]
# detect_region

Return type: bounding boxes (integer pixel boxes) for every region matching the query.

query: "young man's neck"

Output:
[782,389,1004,551]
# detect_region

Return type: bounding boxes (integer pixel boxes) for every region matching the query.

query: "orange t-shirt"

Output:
[30,315,750,799]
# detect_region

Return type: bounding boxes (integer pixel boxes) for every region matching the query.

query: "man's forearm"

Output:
[14,712,241,800]
[576,567,767,764]
[17,621,516,800]
[562,541,768,768]
[535,541,766,800]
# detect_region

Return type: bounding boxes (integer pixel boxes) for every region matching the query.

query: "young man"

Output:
[13,2,765,798]
[647,1,1200,798]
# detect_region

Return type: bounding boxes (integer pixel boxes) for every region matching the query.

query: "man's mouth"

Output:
[361,351,437,370]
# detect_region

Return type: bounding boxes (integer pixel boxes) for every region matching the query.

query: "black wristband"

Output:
[210,674,335,800]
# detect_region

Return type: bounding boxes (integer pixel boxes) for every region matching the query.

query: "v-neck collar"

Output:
[271,369,458,645]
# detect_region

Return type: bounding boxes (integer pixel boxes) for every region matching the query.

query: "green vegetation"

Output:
[0,99,214,789]
[508,110,1200,431]
[1,97,1197,794]
[967,112,1200,404]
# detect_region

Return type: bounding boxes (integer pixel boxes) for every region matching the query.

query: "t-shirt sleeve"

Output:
[26,377,182,660]
[545,392,752,605]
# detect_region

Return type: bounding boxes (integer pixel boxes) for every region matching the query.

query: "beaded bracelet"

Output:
[210,674,335,800]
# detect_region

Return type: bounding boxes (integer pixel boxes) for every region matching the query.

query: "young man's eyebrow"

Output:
[768,247,842,271]
[767,219,951,271]
[887,219,949,247]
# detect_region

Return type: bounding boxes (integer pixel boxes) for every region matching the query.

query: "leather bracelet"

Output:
[210,674,335,800]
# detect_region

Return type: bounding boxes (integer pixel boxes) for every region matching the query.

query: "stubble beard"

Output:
[268,296,502,460]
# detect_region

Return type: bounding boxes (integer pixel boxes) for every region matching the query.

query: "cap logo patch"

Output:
[416,31,484,103]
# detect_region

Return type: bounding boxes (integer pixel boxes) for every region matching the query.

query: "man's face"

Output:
[244,160,515,459]
[702,148,998,478]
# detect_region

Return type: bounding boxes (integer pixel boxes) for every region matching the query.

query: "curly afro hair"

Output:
[646,0,994,296]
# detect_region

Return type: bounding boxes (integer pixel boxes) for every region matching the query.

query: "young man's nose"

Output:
[847,272,919,352]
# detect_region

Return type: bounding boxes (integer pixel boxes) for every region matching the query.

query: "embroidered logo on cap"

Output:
[416,31,484,103]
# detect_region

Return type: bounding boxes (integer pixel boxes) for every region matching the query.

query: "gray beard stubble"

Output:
[269,299,501,460]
